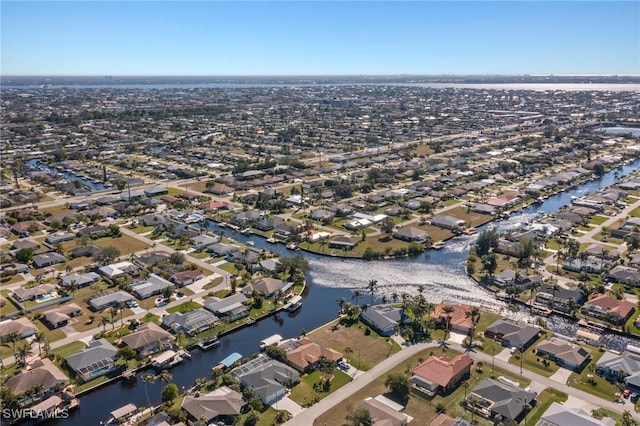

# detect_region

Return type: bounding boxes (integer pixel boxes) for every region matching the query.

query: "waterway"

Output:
[25,159,106,191]
[47,158,640,425]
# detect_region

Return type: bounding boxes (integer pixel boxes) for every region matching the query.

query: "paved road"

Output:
[285,341,633,426]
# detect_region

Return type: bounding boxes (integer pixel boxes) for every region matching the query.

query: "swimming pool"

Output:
[35,294,58,303]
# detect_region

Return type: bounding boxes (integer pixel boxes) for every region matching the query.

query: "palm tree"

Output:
[42,337,50,356]
[529,280,541,308]
[117,301,126,326]
[352,289,363,306]
[141,372,156,413]
[464,306,481,345]
[391,292,399,304]
[16,342,33,366]
[336,297,347,314]
[443,305,455,340]
[33,331,45,356]
[367,279,377,305]
[7,331,20,358]
[68,279,78,297]
[550,283,560,311]
[109,307,118,330]
[101,316,110,333]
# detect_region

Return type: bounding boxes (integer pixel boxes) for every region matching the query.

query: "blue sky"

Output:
[1,1,638,75]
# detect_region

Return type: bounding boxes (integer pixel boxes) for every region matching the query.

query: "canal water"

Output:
[25,159,107,191]
[48,158,640,425]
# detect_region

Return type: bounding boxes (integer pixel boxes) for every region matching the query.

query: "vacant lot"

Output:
[309,319,400,371]
[94,234,149,255]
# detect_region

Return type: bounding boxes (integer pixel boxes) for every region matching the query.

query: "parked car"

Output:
[623,388,631,398]
[337,360,350,371]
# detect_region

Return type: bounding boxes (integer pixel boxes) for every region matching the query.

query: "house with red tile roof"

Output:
[411,353,473,396]
[433,303,476,334]
[582,294,635,325]
[286,337,342,372]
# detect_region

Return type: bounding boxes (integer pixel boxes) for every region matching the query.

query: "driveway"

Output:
[495,348,512,362]
[277,396,303,416]
[549,367,573,384]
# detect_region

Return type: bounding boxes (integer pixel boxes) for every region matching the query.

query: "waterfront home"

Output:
[32,252,66,268]
[161,309,219,335]
[328,235,357,250]
[596,350,640,391]
[433,303,476,334]
[131,274,174,299]
[582,294,635,325]
[181,386,245,424]
[208,242,239,257]
[64,339,118,382]
[484,319,540,351]
[255,217,286,231]
[42,303,83,329]
[535,284,586,313]
[430,215,465,231]
[464,378,536,422]
[204,293,250,321]
[4,358,69,402]
[535,337,591,371]
[492,269,516,288]
[358,397,407,426]
[258,258,282,273]
[538,402,616,426]
[393,226,430,243]
[233,357,300,405]
[120,323,175,356]
[360,305,409,336]
[0,317,37,341]
[285,337,343,373]
[411,353,473,396]
[228,248,261,265]
[190,234,219,251]
[170,269,204,286]
[89,290,135,311]
[243,277,292,298]
[12,284,57,302]
[59,272,100,288]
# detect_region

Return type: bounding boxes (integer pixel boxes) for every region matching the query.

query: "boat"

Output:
[247,240,255,246]
[196,336,220,351]
[259,334,283,351]
[286,242,299,250]
[431,241,445,250]
[286,295,303,312]
[266,237,277,244]
[241,228,253,235]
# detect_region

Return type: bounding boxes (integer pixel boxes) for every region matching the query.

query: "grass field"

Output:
[94,234,149,255]
[309,319,401,371]
[166,300,202,314]
[289,369,352,406]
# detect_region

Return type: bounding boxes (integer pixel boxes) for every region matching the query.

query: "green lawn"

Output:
[590,215,609,226]
[51,341,87,359]
[509,336,559,377]
[166,301,202,314]
[289,369,352,406]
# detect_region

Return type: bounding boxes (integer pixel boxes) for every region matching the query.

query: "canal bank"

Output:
[42,158,640,426]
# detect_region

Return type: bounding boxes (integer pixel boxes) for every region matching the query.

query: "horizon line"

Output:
[3,73,640,78]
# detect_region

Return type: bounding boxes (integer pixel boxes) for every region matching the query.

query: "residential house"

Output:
[170,270,204,286]
[535,337,591,371]
[234,357,300,405]
[161,309,219,335]
[131,274,174,299]
[0,317,37,341]
[208,243,239,257]
[360,305,408,336]
[89,290,135,311]
[484,319,540,350]
[204,294,250,321]
[431,215,465,231]
[433,303,476,334]
[65,339,118,382]
[243,277,292,298]
[12,284,57,302]
[70,245,101,258]
[60,272,100,288]
[190,234,219,251]
[492,270,516,288]
[535,284,586,313]
[229,248,261,266]
[77,226,108,239]
[258,258,281,274]
[411,353,473,396]
[4,358,69,401]
[255,217,286,231]
[98,261,137,279]
[32,252,66,268]
[181,386,245,424]
[120,323,175,356]
[582,294,635,325]
[393,226,430,243]
[11,221,43,237]
[328,236,357,251]
[309,209,335,222]
[12,239,41,251]
[42,303,83,329]
[285,337,342,373]
[358,397,408,426]
[536,402,616,426]
[464,378,536,421]
[595,350,640,390]
[607,265,640,285]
